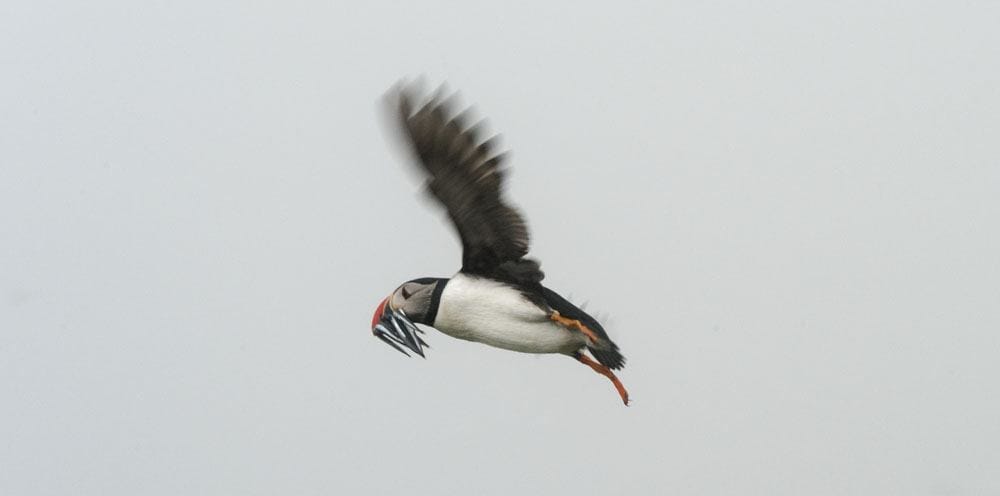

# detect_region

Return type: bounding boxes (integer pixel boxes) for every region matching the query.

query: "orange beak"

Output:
[371,297,389,330]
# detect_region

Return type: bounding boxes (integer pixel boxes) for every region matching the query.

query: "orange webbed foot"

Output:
[551,311,601,344]
[575,353,629,406]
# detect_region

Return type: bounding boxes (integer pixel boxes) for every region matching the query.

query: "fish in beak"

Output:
[371,297,427,357]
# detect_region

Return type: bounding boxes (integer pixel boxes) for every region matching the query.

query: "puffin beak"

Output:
[371,298,427,357]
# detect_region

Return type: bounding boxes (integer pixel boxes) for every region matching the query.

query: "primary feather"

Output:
[395,85,540,282]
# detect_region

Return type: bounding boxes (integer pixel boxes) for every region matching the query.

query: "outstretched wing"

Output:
[393,83,542,282]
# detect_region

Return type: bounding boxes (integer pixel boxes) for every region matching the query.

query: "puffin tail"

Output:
[589,340,626,371]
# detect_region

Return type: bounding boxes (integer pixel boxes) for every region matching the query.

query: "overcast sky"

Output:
[2,1,999,495]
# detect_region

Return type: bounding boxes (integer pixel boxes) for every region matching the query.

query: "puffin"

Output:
[371,82,629,405]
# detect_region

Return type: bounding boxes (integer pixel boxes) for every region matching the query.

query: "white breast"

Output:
[433,273,587,355]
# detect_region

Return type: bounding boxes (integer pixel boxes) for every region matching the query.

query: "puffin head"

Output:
[370,278,444,357]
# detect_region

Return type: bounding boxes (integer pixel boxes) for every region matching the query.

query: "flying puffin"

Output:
[371,82,629,405]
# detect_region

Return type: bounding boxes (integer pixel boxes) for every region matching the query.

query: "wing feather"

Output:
[393,83,540,281]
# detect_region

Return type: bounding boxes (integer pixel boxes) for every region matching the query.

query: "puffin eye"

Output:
[401,286,412,299]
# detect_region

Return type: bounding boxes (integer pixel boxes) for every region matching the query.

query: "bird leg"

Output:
[550,311,600,344]
[575,352,630,406]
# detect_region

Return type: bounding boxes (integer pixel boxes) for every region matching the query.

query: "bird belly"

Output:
[433,274,586,354]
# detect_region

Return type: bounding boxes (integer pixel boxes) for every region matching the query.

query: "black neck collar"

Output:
[423,278,448,326]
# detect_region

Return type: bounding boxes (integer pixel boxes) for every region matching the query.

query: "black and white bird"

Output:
[371,82,628,405]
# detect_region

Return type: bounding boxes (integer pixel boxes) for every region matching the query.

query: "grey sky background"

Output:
[2,1,998,494]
